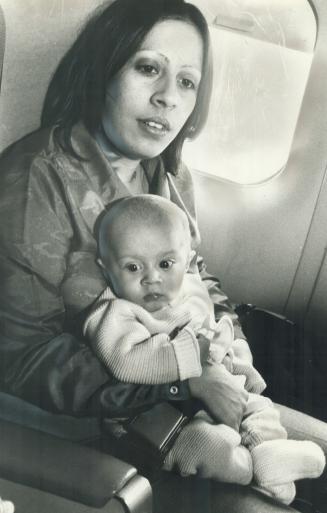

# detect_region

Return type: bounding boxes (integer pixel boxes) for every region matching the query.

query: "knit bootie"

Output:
[252,439,325,487]
[253,482,296,505]
[0,497,15,513]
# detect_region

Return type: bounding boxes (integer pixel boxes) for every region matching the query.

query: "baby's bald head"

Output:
[98,194,192,265]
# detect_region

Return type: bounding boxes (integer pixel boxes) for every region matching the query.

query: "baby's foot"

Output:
[253,482,296,505]
[164,422,253,485]
[252,439,325,487]
[0,497,15,513]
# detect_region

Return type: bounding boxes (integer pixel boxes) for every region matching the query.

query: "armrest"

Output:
[0,419,151,510]
[235,303,295,326]
[236,304,298,409]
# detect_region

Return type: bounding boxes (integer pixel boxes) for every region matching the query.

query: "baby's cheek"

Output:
[171,270,185,291]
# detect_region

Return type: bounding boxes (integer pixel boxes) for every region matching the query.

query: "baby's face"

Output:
[104,222,192,312]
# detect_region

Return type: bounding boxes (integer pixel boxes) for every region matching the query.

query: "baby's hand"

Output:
[197,325,215,341]
[222,353,233,373]
[196,327,216,364]
[196,327,216,365]
[203,316,235,364]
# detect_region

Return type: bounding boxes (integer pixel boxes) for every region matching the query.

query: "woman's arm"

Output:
[0,246,191,416]
[0,150,190,417]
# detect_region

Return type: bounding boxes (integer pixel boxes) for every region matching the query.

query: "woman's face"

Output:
[102,19,203,160]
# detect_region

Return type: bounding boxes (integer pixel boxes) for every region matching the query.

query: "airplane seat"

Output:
[0,418,152,513]
[0,2,153,511]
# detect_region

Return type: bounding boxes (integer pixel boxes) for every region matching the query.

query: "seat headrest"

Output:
[0,3,5,92]
[0,0,107,152]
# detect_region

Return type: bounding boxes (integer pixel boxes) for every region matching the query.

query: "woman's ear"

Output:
[186,249,197,270]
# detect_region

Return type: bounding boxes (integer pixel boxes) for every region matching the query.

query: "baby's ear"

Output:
[96,258,110,282]
[186,249,197,270]
[214,315,234,348]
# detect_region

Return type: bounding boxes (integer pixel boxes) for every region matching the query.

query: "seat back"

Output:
[0,0,107,152]
[0,3,4,90]
[0,0,112,440]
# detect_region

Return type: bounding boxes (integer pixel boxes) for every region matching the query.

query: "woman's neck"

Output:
[95,127,141,182]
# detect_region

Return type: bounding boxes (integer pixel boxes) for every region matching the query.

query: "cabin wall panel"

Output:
[193,0,327,323]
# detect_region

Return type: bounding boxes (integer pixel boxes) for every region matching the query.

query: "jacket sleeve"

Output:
[0,156,190,417]
[196,255,247,340]
[84,297,202,384]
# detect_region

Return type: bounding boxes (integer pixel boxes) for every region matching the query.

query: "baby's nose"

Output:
[142,268,162,284]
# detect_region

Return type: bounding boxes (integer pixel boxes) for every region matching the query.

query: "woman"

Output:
[0,0,245,426]
[0,0,325,511]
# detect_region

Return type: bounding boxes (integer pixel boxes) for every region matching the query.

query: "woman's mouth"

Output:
[139,117,170,137]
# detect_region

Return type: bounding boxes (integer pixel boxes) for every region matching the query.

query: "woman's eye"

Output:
[126,263,140,272]
[179,77,196,90]
[159,260,173,269]
[136,63,158,76]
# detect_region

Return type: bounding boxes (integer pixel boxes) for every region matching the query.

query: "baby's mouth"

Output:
[143,293,165,302]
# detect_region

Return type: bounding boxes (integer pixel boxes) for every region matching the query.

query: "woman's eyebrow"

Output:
[136,50,201,72]
[135,49,168,62]
[181,65,202,74]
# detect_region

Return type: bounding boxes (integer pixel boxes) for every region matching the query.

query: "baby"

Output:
[84,195,325,505]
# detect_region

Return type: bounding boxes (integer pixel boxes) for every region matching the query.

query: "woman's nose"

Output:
[151,75,178,110]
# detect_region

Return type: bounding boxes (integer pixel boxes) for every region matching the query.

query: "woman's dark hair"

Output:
[41,0,213,172]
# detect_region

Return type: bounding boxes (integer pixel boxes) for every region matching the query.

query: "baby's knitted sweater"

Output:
[84,287,204,384]
[84,279,266,392]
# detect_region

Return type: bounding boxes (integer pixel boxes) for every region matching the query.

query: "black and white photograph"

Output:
[0,1,327,512]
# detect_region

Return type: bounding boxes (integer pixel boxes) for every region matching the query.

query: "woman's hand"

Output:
[189,362,248,431]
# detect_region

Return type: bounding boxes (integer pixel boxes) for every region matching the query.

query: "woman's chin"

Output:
[121,136,174,161]
[126,145,169,161]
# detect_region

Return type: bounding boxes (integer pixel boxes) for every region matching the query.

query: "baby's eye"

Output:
[179,77,196,90]
[126,263,141,273]
[136,63,159,76]
[159,260,174,269]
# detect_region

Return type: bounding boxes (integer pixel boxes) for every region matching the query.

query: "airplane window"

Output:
[185,0,317,185]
